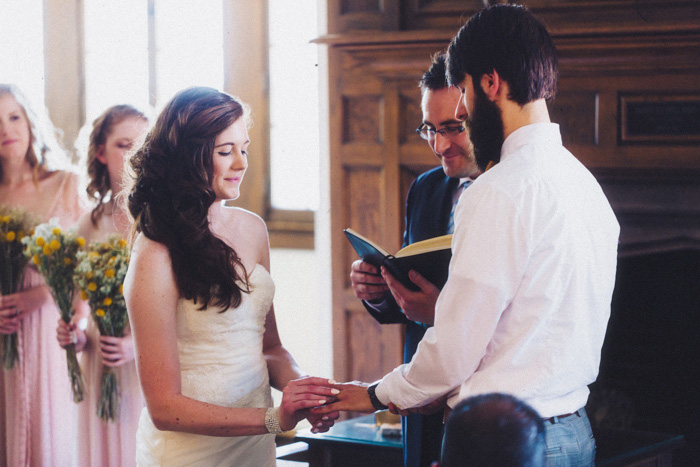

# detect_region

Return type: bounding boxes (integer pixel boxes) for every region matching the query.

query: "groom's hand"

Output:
[310,381,375,415]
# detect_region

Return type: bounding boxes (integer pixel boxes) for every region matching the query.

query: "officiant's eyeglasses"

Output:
[416,124,465,141]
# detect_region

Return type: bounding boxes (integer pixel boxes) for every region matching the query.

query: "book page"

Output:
[395,234,452,258]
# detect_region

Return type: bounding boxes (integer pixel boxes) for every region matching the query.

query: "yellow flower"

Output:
[5,231,15,241]
[118,239,127,248]
[0,215,8,223]
[86,271,94,280]
[80,290,88,300]
[49,239,61,250]
[64,257,72,265]
[36,236,45,247]
[52,227,62,235]
[88,252,99,259]
[42,245,53,256]
[108,257,116,264]
[105,269,115,278]
[32,255,41,265]
[103,297,112,306]
[95,309,105,317]
[88,282,97,291]
[118,284,123,294]
[76,237,86,247]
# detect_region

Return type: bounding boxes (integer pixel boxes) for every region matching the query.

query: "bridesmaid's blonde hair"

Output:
[0,84,70,183]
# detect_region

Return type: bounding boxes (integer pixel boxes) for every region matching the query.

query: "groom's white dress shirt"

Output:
[375,123,620,418]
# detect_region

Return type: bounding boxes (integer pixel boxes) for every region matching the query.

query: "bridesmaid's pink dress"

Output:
[77,306,143,466]
[1,171,84,466]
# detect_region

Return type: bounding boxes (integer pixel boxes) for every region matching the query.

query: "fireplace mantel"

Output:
[593,168,700,256]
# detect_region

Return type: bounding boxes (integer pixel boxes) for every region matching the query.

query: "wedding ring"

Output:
[77,317,88,331]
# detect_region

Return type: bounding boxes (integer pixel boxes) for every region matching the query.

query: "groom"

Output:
[316,5,619,465]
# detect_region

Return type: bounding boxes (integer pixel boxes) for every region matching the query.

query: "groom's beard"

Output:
[466,87,505,172]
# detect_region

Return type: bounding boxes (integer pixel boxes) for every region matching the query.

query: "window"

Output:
[0,0,45,105]
[83,1,149,121]
[153,0,224,106]
[268,0,320,211]
[83,0,224,123]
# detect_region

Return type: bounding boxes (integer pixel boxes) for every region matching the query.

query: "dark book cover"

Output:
[344,228,452,291]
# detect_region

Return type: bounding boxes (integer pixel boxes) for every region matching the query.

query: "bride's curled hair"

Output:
[128,87,250,312]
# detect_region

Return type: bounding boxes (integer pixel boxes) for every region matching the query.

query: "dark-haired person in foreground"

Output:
[315,5,619,465]
[436,393,545,467]
[350,52,480,467]
[124,87,339,466]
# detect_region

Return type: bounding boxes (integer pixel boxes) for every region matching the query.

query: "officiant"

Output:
[349,52,480,467]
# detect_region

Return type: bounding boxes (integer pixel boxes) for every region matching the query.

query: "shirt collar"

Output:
[500,123,562,162]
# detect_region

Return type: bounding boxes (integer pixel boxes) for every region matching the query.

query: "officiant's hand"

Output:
[381,267,439,325]
[310,381,375,415]
[350,260,389,302]
[279,377,342,432]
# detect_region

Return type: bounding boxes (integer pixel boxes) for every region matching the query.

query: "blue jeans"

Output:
[544,408,596,466]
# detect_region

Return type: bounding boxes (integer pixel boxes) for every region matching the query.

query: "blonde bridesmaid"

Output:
[0,83,85,467]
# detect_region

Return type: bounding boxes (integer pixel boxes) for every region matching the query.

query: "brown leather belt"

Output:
[544,409,582,424]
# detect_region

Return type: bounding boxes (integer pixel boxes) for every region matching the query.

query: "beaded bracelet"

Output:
[264,407,284,434]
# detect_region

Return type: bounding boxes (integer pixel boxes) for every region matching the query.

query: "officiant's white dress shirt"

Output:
[375,123,620,418]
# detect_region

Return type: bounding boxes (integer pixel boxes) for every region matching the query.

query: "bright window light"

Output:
[83,0,149,123]
[268,0,320,211]
[0,0,45,106]
[154,0,224,106]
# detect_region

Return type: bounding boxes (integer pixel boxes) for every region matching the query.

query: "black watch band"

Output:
[367,383,389,411]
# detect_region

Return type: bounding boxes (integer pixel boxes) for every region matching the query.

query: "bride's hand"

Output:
[278,377,340,431]
[306,410,340,433]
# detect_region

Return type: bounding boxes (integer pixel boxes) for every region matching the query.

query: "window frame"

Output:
[222,0,315,249]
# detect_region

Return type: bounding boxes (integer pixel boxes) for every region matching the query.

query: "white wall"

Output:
[269,247,332,380]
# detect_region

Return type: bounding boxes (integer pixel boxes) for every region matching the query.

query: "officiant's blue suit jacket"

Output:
[363,166,459,467]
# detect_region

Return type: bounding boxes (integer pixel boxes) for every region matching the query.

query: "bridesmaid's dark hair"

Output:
[128,87,250,312]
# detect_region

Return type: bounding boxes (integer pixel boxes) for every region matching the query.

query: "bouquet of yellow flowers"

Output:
[74,236,130,422]
[22,220,86,402]
[0,205,39,370]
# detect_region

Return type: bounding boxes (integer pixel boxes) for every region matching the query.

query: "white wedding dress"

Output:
[135,264,277,466]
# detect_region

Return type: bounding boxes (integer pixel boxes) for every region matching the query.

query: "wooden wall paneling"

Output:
[400,0,700,35]
[329,42,449,384]
[328,0,402,33]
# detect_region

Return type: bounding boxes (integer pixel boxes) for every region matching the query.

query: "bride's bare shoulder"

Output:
[130,233,172,266]
[220,205,267,236]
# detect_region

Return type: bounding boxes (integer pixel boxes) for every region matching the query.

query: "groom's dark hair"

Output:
[446,4,558,105]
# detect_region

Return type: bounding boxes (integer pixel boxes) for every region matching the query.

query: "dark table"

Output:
[280,415,685,467]
[289,414,402,467]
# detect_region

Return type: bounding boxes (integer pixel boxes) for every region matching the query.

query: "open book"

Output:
[344,228,452,291]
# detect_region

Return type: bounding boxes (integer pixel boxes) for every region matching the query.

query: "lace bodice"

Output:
[175,264,275,407]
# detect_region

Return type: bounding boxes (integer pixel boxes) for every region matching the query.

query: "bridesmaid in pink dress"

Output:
[0,84,84,466]
[56,105,149,467]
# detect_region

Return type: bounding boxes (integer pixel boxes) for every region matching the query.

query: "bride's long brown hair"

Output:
[128,87,249,312]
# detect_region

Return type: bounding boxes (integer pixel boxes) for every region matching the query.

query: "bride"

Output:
[124,87,338,466]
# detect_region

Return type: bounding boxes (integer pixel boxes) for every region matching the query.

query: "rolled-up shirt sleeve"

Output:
[375,180,530,409]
